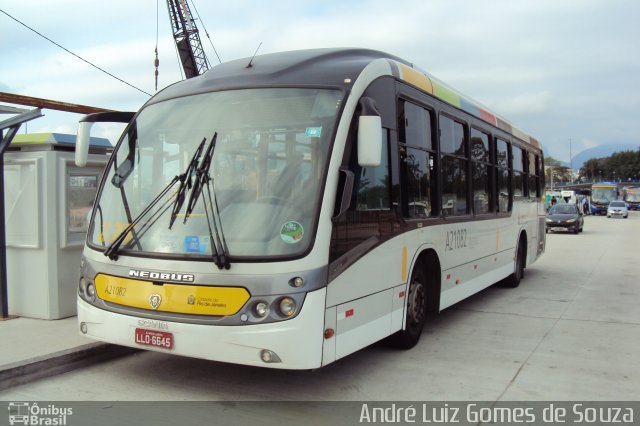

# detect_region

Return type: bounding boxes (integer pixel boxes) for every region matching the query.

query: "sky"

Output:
[1,0,639,162]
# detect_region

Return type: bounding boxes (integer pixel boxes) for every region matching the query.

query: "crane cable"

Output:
[189,0,222,64]
[154,0,160,91]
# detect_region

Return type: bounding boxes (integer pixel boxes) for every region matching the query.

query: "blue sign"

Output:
[305,127,322,138]
[184,236,200,253]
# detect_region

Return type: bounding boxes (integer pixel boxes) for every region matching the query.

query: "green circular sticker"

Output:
[280,221,304,244]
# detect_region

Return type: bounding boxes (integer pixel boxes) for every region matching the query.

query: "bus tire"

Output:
[389,260,427,349]
[505,235,526,288]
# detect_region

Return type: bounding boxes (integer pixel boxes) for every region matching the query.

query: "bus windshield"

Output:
[591,186,617,203]
[89,88,343,260]
[626,190,640,202]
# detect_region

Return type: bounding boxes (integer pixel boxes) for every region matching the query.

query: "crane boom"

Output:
[166,0,210,78]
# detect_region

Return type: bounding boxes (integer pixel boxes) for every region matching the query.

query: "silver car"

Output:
[607,201,629,218]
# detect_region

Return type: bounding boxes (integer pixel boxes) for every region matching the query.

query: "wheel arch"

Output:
[518,228,528,268]
[411,247,442,314]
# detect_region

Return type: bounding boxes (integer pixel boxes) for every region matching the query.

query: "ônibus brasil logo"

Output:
[7,402,73,425]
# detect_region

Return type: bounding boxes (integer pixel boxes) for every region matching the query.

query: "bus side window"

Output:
[398,100,438,219]
[512,144,524,197]
[529,153,540,198]
[496,138,511,212]
[470,128,492,214]
[439,115,469,217]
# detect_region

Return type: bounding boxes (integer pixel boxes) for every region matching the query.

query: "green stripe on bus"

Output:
[432,80,461,108]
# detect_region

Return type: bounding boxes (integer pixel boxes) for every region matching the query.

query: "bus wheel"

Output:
[505,236,525,288]
[389,260,427,349]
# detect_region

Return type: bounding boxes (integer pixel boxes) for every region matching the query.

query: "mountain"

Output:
[562,144,638,169]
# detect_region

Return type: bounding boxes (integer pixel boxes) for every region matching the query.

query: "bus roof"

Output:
[151,48,540,149]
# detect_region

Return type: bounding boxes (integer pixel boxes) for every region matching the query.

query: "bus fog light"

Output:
[279,297,296,317]
[260,349,281,363]
[80,322,88,334]
[253,301,270,318]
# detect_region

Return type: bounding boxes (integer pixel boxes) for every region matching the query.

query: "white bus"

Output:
[75,48,546,369]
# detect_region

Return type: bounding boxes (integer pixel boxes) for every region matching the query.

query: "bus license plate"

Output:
[134,328,174,350]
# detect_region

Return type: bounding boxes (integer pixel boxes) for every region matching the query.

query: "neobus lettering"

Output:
[129,270,195,282]
[445,229,467,251]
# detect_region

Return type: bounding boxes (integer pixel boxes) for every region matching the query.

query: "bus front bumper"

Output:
[77,288,326,370]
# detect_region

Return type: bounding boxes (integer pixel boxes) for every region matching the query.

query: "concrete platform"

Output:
[0,316,136,390]
[0,317,90,366]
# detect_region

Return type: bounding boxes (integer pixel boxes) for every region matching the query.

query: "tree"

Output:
[544,156,571,184]
[545,156,562,168]
[578,150,640,182]
[580,158,604,182]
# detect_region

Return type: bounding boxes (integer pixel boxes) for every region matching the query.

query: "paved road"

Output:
[2,213,639,404]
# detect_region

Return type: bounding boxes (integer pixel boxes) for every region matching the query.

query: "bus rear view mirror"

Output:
[75,111,135,167]
[357,115,382,167]
[75,121,94,167]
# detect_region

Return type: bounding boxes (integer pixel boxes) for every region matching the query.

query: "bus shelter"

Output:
[4,133,110,319]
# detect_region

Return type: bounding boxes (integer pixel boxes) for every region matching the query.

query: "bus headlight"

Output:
[243,294,305,324]
[278,297,297,317]
[86,282,96,299]
[253,301,270,318]
[79,277,96,302]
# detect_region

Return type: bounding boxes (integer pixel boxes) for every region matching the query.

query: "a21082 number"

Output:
[445,229,467,252]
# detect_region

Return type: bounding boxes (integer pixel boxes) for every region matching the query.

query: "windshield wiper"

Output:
[169,138,205,229]
[184,132,230,269]
[103,175,180,260]
[103,138,205,261]
[184,134,215,223]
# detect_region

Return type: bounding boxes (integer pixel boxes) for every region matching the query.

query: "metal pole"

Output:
[0,128,6,318]
[569,138,573,184]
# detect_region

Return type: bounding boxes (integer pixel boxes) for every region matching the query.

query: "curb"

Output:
[0,343,139,391]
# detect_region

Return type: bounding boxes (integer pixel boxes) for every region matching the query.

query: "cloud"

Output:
[493,91,552,116]
[580,139,599,150]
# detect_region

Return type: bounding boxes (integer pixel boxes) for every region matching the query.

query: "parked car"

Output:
[607,200,629,218]
[546,203,584,234]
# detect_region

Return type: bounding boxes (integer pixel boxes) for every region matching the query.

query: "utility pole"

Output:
[569,138,573,184]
